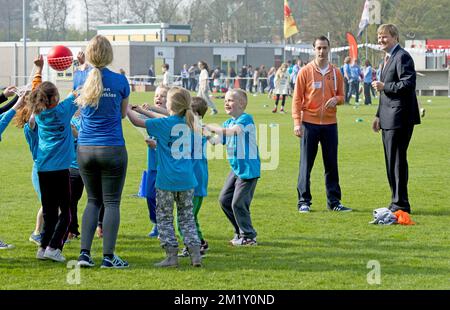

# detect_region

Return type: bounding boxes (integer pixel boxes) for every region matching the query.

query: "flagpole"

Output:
[365,27,368,60]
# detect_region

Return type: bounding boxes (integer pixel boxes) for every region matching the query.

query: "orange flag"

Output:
[284,0,299,39]
[346,32,358,61]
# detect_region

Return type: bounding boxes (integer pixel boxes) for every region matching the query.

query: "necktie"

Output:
[384,54,390,68]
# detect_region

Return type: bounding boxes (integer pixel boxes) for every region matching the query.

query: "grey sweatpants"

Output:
[219,172,258,239]
[78,146,128,255]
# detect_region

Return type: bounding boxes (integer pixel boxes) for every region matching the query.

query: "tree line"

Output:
[0,0,448,45]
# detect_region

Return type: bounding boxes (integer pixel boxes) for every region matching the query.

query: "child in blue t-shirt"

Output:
[127,86,202,268]
[27,78,78,263]
[204,89,260,246]
[132,85,170,239]
[177,97,209,258]
[0,90,26,250]
[15,107,44,246]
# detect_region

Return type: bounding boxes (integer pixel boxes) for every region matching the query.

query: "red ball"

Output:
[47,45,73,71]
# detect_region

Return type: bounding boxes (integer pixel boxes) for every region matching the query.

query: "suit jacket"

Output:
[376,45,421,129]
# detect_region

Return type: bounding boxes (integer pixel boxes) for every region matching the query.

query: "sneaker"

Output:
[178,247,190,258]
[272,107,277,113]
[29,233,42,246]
[329,204,352,212]
[78,252,95,267]
[279,108,285,114]
[0,240,15,250]
[147,225,159,238]
[231,237,257,246]
[200,240,209,256]
[101,255,129,269]
[298,204,311,213]
[44,248,66,262]
[229,234,240,244]
[36,247,46,260]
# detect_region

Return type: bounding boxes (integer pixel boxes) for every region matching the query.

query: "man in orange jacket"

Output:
[292,35,352,213]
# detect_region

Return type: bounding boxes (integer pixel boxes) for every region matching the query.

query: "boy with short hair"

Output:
[204,89,260,246]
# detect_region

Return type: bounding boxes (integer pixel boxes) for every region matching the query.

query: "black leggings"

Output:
[275,94,287,107]
[38,169,71,250]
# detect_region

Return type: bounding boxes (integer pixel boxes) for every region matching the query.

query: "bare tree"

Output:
[127,0,151,23]
[147,0,185,23]
[90,0,127,24]
[31,0,69,40]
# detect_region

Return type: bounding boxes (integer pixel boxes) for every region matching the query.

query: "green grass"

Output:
[0,93,449,290]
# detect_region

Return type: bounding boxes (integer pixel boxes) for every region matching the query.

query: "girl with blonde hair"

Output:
[75,35,131,269]
[127,86,202,268]
[273,63,290,113]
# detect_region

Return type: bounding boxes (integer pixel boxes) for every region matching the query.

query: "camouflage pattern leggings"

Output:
[156,189,201,248]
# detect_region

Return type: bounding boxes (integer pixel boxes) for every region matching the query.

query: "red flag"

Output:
[346,32,358,61]
[284,0,299,39]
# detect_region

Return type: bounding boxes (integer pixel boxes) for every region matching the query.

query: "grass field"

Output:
[0,92,449,290]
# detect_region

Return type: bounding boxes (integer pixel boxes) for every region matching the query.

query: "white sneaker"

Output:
[36,247,46,260]
[44,248,66,262]
[229,234,240,244]
[0,240,14,250]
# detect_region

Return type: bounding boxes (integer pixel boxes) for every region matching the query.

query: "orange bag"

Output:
[394,210,416,225]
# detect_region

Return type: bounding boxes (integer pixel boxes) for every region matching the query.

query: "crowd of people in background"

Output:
[146,55,388,111]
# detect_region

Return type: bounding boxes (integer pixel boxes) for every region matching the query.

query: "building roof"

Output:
[96,23,191,31]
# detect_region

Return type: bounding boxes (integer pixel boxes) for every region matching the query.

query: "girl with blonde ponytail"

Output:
[127,86,203,268]
[75,35,130,269]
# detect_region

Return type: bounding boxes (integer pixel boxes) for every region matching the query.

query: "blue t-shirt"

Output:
[364,66,373,84]
[344,63,351,79]
[70,115,81,169]
[24,123,39,161]
[73,67,91,91]
[35,93,78,172]
[78,68,130,146]
[192,135,208,197]
[145,115,197,192]
[0,109,16,141]
[350,65,361,82]
[222,113,261,180]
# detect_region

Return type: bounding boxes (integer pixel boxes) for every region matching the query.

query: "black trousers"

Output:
[344,78,350,103]
[297,122,341,209]
[38,169,71,250]
[69,168,84,235]
[382,126,414,212]
[182,78,189,89]
[363,83,372,104]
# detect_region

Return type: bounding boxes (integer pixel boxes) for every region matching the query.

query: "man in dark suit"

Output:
[372,24,420,214]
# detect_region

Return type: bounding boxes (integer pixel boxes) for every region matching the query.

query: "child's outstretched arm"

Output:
[126,105,146,128]
[131,105,165,119]
[204,123,243,137]
[142,103,169,116]
[31,55,44,91]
